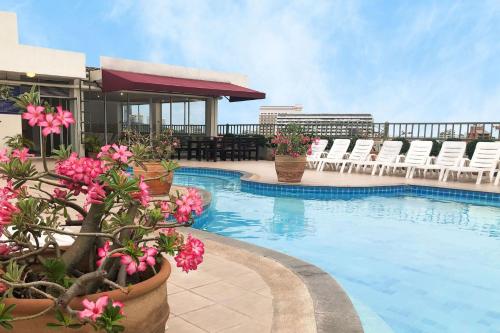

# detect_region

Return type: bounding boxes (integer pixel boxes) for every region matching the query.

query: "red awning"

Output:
[101,69,265,102]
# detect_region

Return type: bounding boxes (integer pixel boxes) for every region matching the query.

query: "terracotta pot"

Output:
[4,259,171,333]
[133,161,174,196]
[275,154,307,183]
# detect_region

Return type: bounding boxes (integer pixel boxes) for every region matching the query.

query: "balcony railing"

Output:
[106,122,500,141]
[120,123,206,135]
[217,122,500,140]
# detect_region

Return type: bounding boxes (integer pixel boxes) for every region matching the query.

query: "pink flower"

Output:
[55,153,108,195]
[173,188,203,223]
[112,300,125,315]
[96,240,111,267]
[132,177,150,207]
[0,283,8,294]
[53,188,67,199]
[111,144,132,163]
[39,113,62,136]
[78,296,109,321]
[86,182,106,205]
[97,145,111,158]
[120,255,140,275]
[12,148,34,162]
[139,247,158,267]
[0,148,10,163]
[0,185,20,234]
[0,244,11,256]
[160,201,171,218]
[174,235,204,273]
[22,104,45,127]
[56,105,75,128]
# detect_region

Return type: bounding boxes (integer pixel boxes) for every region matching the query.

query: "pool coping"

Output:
[176,166,500,205]
[186,227,364,333]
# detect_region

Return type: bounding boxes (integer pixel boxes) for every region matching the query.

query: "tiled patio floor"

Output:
[178,160,500,193]
[165,253,273,333]
[165,231,318,333]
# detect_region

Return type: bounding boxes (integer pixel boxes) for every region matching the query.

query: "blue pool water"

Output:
[173,170,500,333]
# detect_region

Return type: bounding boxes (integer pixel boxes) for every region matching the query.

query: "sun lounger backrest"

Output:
[376,141,403,163]
[325,139,350,159]
[469,142,500,169]
[435,141,466,167]
[348,139,374,161]
[404,141,433,165]
[311,139,328,154]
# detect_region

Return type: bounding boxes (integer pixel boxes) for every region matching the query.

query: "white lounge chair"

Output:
[494,161,500,186]
[316,139,351,172]
[379,140,433,178]
[410,141,466,180]
[307,139,328,168]
[351,141,403,175]
[339,139,374,173]
[443,142,500,184]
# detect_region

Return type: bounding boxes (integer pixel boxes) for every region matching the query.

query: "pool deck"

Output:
[178,160,500,193]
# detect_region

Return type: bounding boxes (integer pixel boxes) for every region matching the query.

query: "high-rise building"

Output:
[259,105,303,135]
[259,105,373,137]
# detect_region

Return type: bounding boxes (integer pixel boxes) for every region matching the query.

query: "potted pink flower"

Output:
[0,87,204,332]
[272,124,316,183]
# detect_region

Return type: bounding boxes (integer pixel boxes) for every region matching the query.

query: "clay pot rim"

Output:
[274,154,307,159]
[5,258,171,314]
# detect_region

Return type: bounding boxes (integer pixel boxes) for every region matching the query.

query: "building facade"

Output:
[258,105,303,135]
[258,104,373,137]
[0,11,265,155]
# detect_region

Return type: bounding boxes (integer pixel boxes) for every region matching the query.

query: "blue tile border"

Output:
[176,167,500,206]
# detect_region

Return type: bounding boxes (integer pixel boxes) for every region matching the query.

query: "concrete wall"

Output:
[0,114,22,149]
[100,56,249,87]
[0,11,86,79]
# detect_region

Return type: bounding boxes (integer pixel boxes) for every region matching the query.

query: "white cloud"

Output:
[105,0,500,123]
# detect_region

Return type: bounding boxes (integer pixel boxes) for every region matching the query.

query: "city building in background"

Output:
[258,105,303,135]
[258,104,373,136]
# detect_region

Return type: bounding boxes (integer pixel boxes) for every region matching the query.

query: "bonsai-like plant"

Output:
[119,129,179,162]
[272,124,316,157]
[0,90,205,332]
[3,135,34,151]
[82,135,102,155]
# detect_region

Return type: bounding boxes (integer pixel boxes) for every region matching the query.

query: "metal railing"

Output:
[99,122,500,141]
[217,122,500,140]
[119,123,206,135]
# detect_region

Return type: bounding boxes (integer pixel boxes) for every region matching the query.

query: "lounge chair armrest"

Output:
[459,158,470,167]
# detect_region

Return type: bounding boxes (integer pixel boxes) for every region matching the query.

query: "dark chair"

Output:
[173,136,189,160]
[238,137,259,161]
[218,137,238,161]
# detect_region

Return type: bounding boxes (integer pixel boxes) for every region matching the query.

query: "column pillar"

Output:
[70,80,84,156]
[204,97,218,137]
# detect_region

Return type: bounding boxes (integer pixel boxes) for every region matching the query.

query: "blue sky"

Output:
[1,0,499,123]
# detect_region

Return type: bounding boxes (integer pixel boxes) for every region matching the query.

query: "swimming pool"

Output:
[174,168,500,333]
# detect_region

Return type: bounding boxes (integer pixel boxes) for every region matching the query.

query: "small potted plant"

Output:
[0,87,204,332]
[272,124,315,183]
[118,130,179,196]
[82,134,101,159]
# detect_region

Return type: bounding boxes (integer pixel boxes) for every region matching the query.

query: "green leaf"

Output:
[42,259,73,288]
[0,303,15,330]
